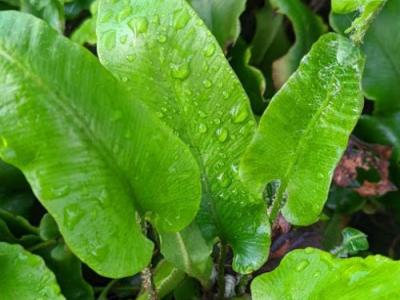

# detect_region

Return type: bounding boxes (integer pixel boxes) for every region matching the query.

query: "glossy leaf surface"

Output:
[187,0,246,49]
[0,11,201,277]
[97,0,270,273]
[252,248,400,300]
[271,0,326,88]
[241,34,364,225]
[0,242,65,300]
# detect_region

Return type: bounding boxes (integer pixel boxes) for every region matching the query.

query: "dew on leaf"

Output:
[118,6,132,22]
[203,80,212,88]
[204,43,216,57]
[64,204,84,229]
[157,34,167,43]
[296,260,310,272]
[119,34,128,44]
[173,9,190,29]
[231,104,249,123]
[198,123,207,133]
[126,55,135,62]
[216,128,228,142]
[102,31,116,50]
[170,63,190,80]
[128,17,148,34]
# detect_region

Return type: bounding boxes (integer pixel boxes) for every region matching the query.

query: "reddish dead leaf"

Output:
[334,136,397,197]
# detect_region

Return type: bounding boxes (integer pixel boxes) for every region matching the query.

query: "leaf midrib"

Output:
[279,64,338,202]
[0,44,140,212]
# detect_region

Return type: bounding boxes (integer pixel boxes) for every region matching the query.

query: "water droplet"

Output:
[171,63,190,80]
[126,55,135,62]
[157,34,167,43]
[102,30,116,50]
[296,260,309,272]
[313,271,321,278]
[111,110,122,121]
[198,123,207,133]
[119,34,128,44]
[121,76,128,82]
[216,128,228,142]
[174,9,190,29]
[203,80,212,88]
[231,104,249,123]
[304,248,314,254]
[118,6,132,22]
[217,173,231,188]
[51,185,70,198]
[128,17,148,34]
[198,110,207,118]
[64,204,84,229]
[213,118,221,125]
[222,91,229,99]
[204,43,216,57]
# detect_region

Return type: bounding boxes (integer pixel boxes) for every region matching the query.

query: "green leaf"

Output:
[0,11,201,277]
[241,34,364,225]
[249,2,283,66]
[332,0,387,44]
[97,0,270,273]
[35,243,94,300]
[160,222,213,286]
[0,242,65,299]
[230,38,267,115]
[331,227,369,257]
[39,213,60,241]
[270,0,327,88]
[71,0,98,45]
[137,260,186,300]
[187,0,246,49]
[251,247,400,299]
[20,0,65,32]
[362,0,400,114]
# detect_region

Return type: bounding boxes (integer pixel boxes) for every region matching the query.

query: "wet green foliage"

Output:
[0,0,399,299]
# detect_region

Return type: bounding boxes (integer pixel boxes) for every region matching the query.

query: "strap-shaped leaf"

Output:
[0,242,65,300]
[97,0,270,273]
[251,248,400,299]
[271,0,326,88]
[241,34,364,225]
[187,0,246,49]
[0,11,201,277]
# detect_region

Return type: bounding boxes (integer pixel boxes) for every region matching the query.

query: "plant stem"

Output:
[141,267,158,300]
[140,220,158,300]
[217,243,227,300]
[269,188,285,225]
[28,239,57,252]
